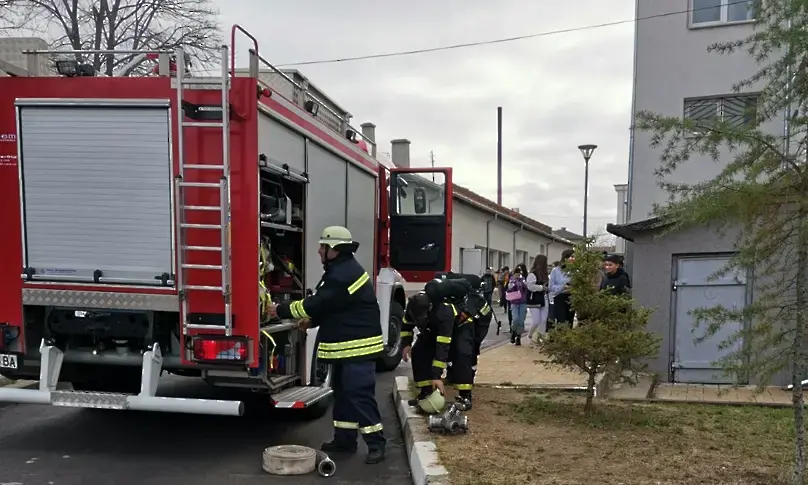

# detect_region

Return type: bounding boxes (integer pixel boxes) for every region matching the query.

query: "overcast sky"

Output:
[219,0,636,237]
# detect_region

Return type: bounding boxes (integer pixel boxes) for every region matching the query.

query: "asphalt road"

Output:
[0,371,411,485]
[0,306,512,485]
[480,305,514,351]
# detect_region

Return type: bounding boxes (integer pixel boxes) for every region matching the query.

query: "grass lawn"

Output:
[434,387,795,485]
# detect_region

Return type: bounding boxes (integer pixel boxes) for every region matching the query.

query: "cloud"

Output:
[216,0,636,234]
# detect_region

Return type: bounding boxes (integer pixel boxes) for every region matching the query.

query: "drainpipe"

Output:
[512,224,524,266]
[485,214,499,268]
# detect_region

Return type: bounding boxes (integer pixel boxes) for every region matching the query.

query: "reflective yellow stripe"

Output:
[444,303,457,316]
[334,420,359,429]
[481,304,490,315]
[348,272,370,294]
[360,423,383,434]
[436,335,451,344]
[261,329,277,370]
[403,316,410,323]
[464,317,473,323]
[289,300,309,319]
[455,384,473,390]
[414,380,432,387]
[401,331,413,337]
[318,343,384,360]
[432,360,446,368]
[319,335,383,350]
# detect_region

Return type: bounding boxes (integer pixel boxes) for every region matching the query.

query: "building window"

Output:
[684,94,758,134]
[540,244,546,255]
[691,0,755,26]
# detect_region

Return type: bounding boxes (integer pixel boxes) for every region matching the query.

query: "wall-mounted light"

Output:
[345,129,358,143]
[304,100,319,116]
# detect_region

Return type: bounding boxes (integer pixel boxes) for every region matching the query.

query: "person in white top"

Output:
[525,254,550,343]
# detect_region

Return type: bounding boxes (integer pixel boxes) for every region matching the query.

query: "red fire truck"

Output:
[0,26,453,417]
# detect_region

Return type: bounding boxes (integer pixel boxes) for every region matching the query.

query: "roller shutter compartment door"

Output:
[19,105,173,285]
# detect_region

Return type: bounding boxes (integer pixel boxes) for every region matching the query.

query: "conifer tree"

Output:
[635,1,808,481]
[539,242,659,414]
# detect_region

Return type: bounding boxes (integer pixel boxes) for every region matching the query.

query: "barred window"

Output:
[684,95,758,133]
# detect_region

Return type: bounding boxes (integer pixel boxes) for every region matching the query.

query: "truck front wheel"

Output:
[376,301,404,373]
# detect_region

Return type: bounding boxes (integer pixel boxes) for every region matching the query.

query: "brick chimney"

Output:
[391,139,411,168]
[360,122,377,157]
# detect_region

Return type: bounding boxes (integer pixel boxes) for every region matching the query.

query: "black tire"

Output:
[376,300,404,372]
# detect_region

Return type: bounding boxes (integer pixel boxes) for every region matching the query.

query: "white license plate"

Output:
[0,353,18,370]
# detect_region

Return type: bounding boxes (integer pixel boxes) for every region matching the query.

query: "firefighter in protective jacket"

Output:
[269,225,386,465]
[401,291,453,404]
[464,291,493,405]
[442,275,485,409]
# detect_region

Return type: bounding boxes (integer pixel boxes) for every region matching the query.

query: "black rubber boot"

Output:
[321,440,357,454]
[510,331,516,344]
[515,335,522,346]
[496,322,501,335]
[365,447,386,464]
[457,393,472,410]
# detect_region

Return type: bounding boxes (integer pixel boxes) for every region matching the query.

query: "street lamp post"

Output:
[577,144,597,239]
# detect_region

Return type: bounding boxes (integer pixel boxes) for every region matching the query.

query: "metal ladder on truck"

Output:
[173,45,233,336]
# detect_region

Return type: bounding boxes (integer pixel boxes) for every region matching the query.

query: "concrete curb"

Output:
[393,375,451,485]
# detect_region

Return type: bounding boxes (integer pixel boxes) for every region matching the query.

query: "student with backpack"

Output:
[525,255,549,344]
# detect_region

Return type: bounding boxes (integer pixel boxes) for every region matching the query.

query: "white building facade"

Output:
[387,139,572,285]
[607,0,783,385]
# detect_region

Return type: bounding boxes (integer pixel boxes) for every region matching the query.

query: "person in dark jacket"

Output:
[481,267,496,307]
[270,225,386,464]
[600,254,631,295]
[401,291,453,403]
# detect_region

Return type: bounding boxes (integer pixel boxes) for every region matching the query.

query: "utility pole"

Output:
[430,151,435,182]
[497,107,503,205]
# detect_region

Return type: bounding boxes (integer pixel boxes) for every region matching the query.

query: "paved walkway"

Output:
[475,342,797,407]
[609,376,795,406]
[475,342,590,389]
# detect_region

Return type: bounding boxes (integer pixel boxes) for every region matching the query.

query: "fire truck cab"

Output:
[0,26,454,417]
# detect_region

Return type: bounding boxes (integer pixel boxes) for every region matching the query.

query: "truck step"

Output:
[182,205,222,211]
[178,181,221,188]
[271,386,333,409]
[180,223,222,230]
[182,263,223,270]
[182,245,222,252]
[184,285,223,291]
[51,390,128,410]
[186,323,227,330]
[184,164,225,170]
[181,78,226,86]
[182,121,224,128]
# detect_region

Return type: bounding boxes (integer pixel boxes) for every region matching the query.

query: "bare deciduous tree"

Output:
[0,0,222,75]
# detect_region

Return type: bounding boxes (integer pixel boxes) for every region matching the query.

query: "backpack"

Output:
[526,271,546,307]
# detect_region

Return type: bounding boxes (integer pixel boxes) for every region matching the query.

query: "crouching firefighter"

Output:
[465,290,493,401]
[269,225,386,465]
[442,274,490,409]
[401,291,452,407]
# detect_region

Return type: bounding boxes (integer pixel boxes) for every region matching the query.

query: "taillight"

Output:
[192,336,249,363]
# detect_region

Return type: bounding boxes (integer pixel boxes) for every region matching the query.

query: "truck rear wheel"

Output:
[376,301,404,373]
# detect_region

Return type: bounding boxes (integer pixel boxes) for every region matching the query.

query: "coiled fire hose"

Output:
[262,445,336,477]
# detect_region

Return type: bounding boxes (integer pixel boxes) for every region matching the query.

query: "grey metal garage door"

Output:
[671,255,747,384]
[18,102,173,286]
